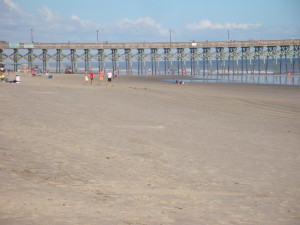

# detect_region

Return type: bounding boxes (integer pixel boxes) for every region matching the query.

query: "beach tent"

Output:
[11,63,21,72]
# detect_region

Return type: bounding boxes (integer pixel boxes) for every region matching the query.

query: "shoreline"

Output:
[5,71,300,87]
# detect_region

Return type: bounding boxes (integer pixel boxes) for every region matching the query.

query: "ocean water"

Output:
[164,74,300,86]
[45,60,300,86]
[3,57,300,85]
[52,58,300,76]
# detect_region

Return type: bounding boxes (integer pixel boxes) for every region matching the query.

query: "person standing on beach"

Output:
[84,73,89,85]
[89,70,94,85]
[99,69,104,84]
[107,70,113,84]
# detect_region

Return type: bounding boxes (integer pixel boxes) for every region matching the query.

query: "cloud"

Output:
[3,0,19,11]
[116,17,161,28]
[70,14,99,30]
[3,0,294,43]
[186,20,261,30]
[0,0,35,29]
[115,17,169,38]
[37,6,61,22]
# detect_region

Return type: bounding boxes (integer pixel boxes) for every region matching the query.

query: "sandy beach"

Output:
[0,73,300,225]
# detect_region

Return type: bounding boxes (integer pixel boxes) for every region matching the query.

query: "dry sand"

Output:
[0,74,300,225]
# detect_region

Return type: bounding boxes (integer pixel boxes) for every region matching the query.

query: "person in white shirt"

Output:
[10,74,20,83]
[107,70,113,84]
[15,74,20,83]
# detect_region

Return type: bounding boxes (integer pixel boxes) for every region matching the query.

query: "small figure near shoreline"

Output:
[107,70,112,84]
[46,71,54,79]
[84,73,89,85]
[89,70,94,85]
[99,69,104,84]
[174,80,184,85]
[0,73,5,82]
[8,74,20,83]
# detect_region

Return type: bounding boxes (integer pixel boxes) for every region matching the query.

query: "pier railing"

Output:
[1,40,299,50]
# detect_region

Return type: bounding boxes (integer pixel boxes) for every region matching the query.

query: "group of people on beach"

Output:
[85,69,114,85]
[0,71,20,83]
[1,68,117,86]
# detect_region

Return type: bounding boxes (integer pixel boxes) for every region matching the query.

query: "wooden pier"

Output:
[0,39,299,75]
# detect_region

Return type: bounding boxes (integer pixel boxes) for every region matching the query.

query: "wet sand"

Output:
[0,74,300,225]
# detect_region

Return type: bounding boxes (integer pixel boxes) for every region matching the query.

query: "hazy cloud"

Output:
[71,14,99,30]
[37,6,61,22]
[115,17,169,37]
[186,20,262,30]
[3,0,20,11]
[0,0,36,41]
[2,0,292,43]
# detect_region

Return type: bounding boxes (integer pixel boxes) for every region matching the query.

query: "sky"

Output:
[0,0,299,43]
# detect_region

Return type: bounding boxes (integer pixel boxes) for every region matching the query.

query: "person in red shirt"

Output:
[89,71,94,85]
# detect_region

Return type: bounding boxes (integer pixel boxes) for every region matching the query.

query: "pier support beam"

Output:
[215,48,222,75]
[0,49,3,65]
[97,49,105,73]
[137,49,145,75]
[163,48,171,75]
[42,49,48,72]
[293,45,300,74]
[190,48,197,75]
[111,49,118,75]
[124,49,132,75]
[56,49,63,73]
[279,46,289,74]
[70,49,77,73]
[241,47,251,74]
[84,49,91,71]
[254,46,264,74]
[13,49,19,72]
[177,48,185,75]
[228,47,237,75]
[202,48,211,75]
[27,49,33,71]
[217,47,226,75]
[150,48,158,75]
[202,48,209,76]
[266,46,277,74]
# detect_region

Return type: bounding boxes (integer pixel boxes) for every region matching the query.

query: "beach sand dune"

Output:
[0,74,300,224]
